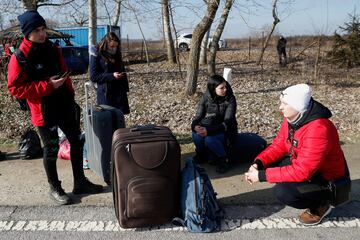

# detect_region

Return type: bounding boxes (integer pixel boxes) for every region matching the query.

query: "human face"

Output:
[107,40,119,54]
[28,26,47,43]
[215,82,227,97]
[279,99,299,121]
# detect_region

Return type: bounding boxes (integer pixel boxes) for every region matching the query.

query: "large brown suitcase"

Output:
[111,125,181,228]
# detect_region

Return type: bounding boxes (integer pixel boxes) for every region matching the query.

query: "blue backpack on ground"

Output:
[173,158,223,232]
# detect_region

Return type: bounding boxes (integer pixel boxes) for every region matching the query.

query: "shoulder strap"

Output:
[343,154,350,177]
[14,49,28,70]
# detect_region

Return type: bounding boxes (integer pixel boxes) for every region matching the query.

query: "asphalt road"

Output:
[1,204,360,240]
[0,143,359,239]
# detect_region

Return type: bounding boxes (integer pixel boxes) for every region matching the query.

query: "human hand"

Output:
[245,168,259,185]
[50,75,66,89]
[248,164,258,173]
[194,125,202,132]
[113,72,126,79]
[195,126,207,137]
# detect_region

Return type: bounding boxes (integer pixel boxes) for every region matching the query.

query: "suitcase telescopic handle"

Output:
[130,124,159,133]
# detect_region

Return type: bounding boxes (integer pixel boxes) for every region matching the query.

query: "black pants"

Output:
[37,113,85,187]
[272,157,331,210]
[277,48,287,64]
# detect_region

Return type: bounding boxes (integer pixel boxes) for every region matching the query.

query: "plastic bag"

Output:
[57,138,71,160]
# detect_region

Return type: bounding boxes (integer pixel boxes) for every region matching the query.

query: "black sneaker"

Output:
[216,160,231,174]
[49,184,71,205]
[73,178,103,195]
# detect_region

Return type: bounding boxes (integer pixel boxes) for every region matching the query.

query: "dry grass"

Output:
[0,36,359,145]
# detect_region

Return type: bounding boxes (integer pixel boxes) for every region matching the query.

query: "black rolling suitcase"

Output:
[84,82,125,184]
[112,125,181,228]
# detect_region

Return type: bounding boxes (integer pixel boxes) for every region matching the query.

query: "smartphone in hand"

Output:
[60,71,71,78]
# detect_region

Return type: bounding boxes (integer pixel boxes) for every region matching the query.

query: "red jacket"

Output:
[256,100,346,183]
[7,37,74,126]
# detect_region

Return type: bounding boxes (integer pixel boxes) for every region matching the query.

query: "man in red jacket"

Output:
[245,84,350,225]
[7,10,103,205]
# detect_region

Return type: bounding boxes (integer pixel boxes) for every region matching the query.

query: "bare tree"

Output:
[208,0,233,75]
[0,14,3,30]
[113,0,122,26]
[125,1,150,64]
[185,0,220,96]
[169,1,183,77]
[161,0,176,64]
[257,0,280,65]
[20,0,75,11]
[199,30,210,65]
[88,0,97,46]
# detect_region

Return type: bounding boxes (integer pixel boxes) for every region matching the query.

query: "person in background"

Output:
[7,10,103,205]
[245,84,350,225]
[89,32,130,114]
[191,75,238,174]
[277,36,287,66]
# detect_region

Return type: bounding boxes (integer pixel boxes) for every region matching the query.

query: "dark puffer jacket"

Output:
[191,82,238,142]
[89,46,129,114]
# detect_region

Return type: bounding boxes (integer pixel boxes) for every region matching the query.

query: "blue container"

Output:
[55,25,121,47]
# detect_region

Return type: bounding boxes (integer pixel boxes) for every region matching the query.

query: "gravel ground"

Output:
[1,49,359,144]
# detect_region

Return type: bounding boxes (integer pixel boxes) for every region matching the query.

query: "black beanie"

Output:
[18,10,46,37]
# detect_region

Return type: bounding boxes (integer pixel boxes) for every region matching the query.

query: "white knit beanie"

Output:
[280,84,311,112]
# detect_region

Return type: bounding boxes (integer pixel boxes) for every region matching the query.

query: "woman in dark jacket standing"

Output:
[191,75,238,173]
[89,32,129,114]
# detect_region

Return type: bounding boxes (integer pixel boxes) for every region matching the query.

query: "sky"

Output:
[120,0,360,39]
[2,0,359,40]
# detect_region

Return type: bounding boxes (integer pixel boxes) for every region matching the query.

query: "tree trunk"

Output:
[313,36,322,81]
[88,0,97,47]
[185,0,220,96]
[257,0,280,65]
[200,30,210,65]
[169,1,183,78]
[208,0,233,75]
[113,0,122,26]
[130,5,150,65]
[22,0,38,10]
[162,0,176,64]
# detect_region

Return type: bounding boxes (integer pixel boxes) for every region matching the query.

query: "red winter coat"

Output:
[256,100,346,183]
[7,37,74,126]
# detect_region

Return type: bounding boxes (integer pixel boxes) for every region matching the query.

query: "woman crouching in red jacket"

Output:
[245,83,351,226]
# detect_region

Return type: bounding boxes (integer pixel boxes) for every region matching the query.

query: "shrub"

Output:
[329,13,360,68]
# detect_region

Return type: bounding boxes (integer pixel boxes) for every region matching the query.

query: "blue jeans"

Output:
[192,132,227,159]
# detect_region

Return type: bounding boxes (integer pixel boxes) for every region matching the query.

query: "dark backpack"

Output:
[18,129,43,159]
[13,49,29,111]
[173,158,223,232]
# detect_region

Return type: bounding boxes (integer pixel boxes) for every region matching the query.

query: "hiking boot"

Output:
[215,158,231,174]
[73,178,103,195]
[49,183,71,205]
[299,203,332,226]
[207,151,220,165]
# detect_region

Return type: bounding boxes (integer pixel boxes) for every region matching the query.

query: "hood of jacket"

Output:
[289,98,332,130]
